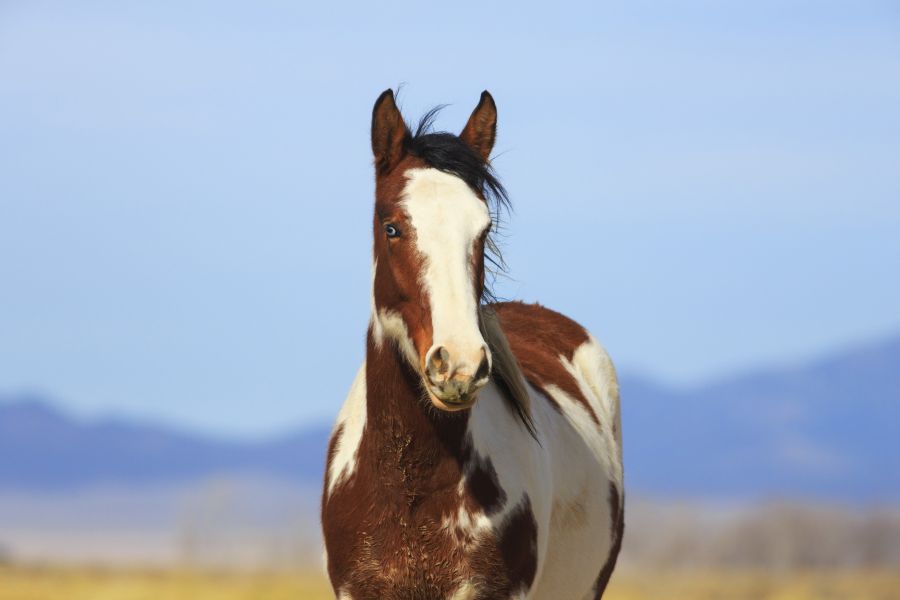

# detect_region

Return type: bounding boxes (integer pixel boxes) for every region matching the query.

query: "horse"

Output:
[321,89,624,600]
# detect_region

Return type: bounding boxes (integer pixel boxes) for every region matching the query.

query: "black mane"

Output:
[403,108,510,302]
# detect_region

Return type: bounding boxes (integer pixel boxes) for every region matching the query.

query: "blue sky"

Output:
[1,1,898,438]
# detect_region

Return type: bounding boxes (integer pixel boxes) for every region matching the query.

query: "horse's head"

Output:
[369,89,502,412]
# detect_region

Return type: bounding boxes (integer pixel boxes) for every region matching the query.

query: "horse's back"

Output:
[492,301,624,599]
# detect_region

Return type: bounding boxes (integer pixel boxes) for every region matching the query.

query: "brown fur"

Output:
[464,451,507,516]
[592,483,625,598]
[460,91,498,162]
[491,301,602,426]
[322,333,537,599]
[372,153,438,368]
[323,302,619,598]
[372,90,408,174]
[492,302,624,598]
[323,91,621,599]
[497,495,539,594]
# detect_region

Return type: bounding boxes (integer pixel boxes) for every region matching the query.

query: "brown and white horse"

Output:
[321,90,624,600]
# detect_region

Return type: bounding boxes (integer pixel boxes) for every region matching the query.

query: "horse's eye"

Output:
[384,224,401,238]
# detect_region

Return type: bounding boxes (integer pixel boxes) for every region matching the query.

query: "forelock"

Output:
[397,108,511,302]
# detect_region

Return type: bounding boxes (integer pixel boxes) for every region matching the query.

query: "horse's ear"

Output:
[460,90,497,162]
[371,89,408,173]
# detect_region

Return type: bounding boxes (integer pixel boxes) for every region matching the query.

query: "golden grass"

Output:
[0,566,332,600]
[1,565,899,600]
[607,568,900,600]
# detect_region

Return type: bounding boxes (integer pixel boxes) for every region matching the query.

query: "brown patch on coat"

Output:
[322,333,536,599]
[464,449,507,516]
[492,301,602,425]
[498,495,539,595]
[592,482,625,598]
[470,230,488,305]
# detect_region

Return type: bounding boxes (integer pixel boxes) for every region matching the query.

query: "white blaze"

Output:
[401,168,491,372]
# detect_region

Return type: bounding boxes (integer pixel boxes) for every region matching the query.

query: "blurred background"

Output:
[1,0,899,598]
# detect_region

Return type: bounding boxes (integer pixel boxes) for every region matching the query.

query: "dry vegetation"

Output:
[2,566,900,600]
[623,502,900,570]
[3,503,899,598]
[0,566,332,600]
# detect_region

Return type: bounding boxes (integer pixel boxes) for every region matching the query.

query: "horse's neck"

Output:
[363,330,470,492]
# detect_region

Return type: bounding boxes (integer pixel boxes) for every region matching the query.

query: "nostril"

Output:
[427,346,450,377]
[473,351,491,383]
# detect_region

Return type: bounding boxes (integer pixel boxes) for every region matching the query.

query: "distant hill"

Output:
[0,396,330,490]
[1,334,898,501]
[622,334,900,502]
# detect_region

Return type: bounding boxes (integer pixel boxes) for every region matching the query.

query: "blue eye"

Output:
[384,224,401,238]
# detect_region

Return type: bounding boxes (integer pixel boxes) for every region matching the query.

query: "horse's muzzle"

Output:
[424,344,491,410]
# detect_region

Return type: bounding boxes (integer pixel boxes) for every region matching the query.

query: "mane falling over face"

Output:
[369,89,506,412]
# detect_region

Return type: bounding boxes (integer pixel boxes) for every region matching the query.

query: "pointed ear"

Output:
[371,89,409,173]
[460,91,497,161]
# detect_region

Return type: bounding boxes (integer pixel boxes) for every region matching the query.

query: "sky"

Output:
[1,0,898,438]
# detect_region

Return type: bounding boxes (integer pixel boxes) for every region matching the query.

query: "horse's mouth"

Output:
[424,385,477,412]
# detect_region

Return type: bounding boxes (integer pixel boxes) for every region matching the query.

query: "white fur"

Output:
[373,307,420,368]
[561,336,623,483]
[461,337,622,600]
[567,336,619,432]
[325,363,367,497]
[448,582,478,600]
[337,169,622,598]
[331,335,621,598]
[401,168,492,374]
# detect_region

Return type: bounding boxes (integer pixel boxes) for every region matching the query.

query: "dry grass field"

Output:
[2,566,899,600]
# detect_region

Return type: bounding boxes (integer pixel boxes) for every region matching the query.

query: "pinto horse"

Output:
[321,90,624,600]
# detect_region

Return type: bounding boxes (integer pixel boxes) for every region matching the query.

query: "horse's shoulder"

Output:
[490,301,617,429]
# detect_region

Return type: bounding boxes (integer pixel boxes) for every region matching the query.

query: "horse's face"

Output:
[369,90,499,412]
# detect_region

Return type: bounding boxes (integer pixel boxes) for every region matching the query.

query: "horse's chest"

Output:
[324,480,536,600]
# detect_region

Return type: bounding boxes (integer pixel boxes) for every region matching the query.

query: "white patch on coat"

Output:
[541,380,618,491]
[401,168,492,372]
[442,499,492,542]
[566,336,619,427]
[370,260,420,368]
[557,337,623,484]
[521,337,622,600]
[465,381,552,588]
[373,308,420,368]
[448,581,478,600]
[458,337,622,600]
[326,363,367,496]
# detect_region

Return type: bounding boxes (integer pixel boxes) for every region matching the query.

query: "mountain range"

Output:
[2,334,898,502]
[0,398,326,490]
